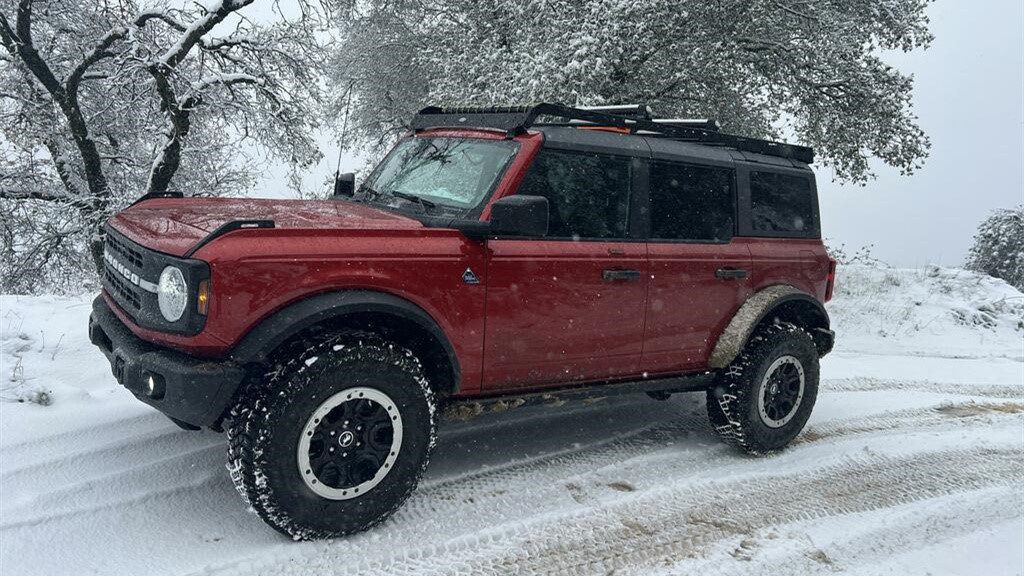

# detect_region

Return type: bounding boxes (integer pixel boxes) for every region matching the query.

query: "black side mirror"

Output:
[333,172,355,197]
[490,195,549,237]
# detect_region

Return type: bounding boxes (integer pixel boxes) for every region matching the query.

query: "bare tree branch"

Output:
[4,0,110,212]
[156,0,256,68]
[0,187,94,209]
[66,26,128,92]
[2,0,334,290]
[135,10,187,33]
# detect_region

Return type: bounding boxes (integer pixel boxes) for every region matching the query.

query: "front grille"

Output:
[100,225,209,336]
[102,231,149,315]
[104,266,142,309]
[106,232,144,269]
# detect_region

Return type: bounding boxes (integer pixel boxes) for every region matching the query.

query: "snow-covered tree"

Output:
[965,206,1024,291]
[0,0,337,292]
[331,0,932,180]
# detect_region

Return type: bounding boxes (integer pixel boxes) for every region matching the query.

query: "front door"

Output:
[482,148,648,391]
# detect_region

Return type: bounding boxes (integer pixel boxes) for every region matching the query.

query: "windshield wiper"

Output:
[355,185,380,201]
[389,190,436,211]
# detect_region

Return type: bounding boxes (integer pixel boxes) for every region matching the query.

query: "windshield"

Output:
[357,137,519,215]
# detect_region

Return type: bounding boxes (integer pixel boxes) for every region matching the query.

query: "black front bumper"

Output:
[89,296,246,429]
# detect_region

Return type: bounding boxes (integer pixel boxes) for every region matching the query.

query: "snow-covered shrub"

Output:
[965,205,1024,291]
[826,242,883,266]
[1,340,52,406]
[962,203,1019,289]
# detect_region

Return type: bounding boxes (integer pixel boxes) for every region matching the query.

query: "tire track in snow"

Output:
[796,400,1024,445]
[3,388,1017,534]
[401,412,710,526]
[1,426,221,483]
[0,412,159,458]
[834,349,1024,362]
[822,376,1024,399]
[0,442,224,528]
[188,395,1023,576]
[5,371,1012,530]
[646,485,1023,576]
[10,392,998,535]
[261,447,1022,576]
[0,399,696,536]
[407,397,1022,527]
[4,382,1020,574]
[1,472,225,531]
[1,413,224,527]
[0,402,680,534]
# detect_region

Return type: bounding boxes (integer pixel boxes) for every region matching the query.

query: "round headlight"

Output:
[157,266,188,322]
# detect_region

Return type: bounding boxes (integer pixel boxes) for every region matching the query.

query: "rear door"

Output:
[740,165,829,299]
[641,159,754,374]
[483,147,648,391]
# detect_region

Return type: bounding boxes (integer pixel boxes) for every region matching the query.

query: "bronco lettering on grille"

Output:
[103,249,158,293]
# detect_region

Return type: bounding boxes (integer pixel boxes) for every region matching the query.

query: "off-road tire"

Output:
[707,322,819,454]
[226,330,436,540]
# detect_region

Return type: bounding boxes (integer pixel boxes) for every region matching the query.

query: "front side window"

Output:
[649,162,735,241]
[750,172,817,235]
[359,137,518,215]
[517,149,632,239]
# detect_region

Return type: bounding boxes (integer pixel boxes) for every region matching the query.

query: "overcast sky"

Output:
[816,0,1024,266]
[255,0,1023,267]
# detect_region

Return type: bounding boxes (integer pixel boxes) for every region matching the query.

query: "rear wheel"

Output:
[707,322,819,454]
[226,330,436,540]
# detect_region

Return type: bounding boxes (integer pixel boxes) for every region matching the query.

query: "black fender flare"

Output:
[708,285,831,369]
[228,290,461,393]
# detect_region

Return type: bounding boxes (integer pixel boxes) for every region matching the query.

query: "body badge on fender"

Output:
[462,268,480,284]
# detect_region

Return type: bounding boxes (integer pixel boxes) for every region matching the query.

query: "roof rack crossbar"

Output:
[576,104,653,121]
[651,118,720,132]
[411,103,814,163]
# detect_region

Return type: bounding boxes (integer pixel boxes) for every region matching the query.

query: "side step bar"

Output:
[442,371,716,421]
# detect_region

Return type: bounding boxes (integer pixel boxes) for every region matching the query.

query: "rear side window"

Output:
[650,162,735,241]
[749,172,817,235]
[517,149,631,239]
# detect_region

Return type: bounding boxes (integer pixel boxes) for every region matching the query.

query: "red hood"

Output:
[109,197,423,257]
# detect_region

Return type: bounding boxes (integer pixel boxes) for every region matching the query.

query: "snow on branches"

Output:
[965,205,1024,291]
[331,0,932,179]
[0,0,339,292]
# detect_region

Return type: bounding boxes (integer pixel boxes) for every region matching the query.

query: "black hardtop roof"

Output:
[411,103,814,165]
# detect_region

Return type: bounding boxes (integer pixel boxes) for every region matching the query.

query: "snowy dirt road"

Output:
[2,266,1023,575]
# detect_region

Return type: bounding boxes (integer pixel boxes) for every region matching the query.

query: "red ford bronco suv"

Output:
[89,103,836,539]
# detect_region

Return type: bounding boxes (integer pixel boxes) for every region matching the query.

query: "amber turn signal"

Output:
[197,279,210,315]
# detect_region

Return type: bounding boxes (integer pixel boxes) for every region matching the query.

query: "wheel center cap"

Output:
[770,383,779,395]
[338,430,355,448]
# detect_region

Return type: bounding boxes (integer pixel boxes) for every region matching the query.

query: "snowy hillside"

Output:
[829,264,1023,359]
[1,265,1022,575]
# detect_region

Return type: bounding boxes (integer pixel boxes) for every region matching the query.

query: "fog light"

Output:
[142,372,165,400]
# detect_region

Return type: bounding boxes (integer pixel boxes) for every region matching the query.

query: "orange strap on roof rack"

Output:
[578,126,633,135]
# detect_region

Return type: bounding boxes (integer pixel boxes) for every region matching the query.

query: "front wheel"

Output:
[226,331,436,540]
[707,322,819,454]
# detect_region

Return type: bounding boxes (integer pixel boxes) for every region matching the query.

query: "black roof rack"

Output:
[651,118,720,132]
[576,104,653,121]
[411,103,814,164]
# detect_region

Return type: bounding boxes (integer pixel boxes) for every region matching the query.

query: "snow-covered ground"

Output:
[1,265,1022,575]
